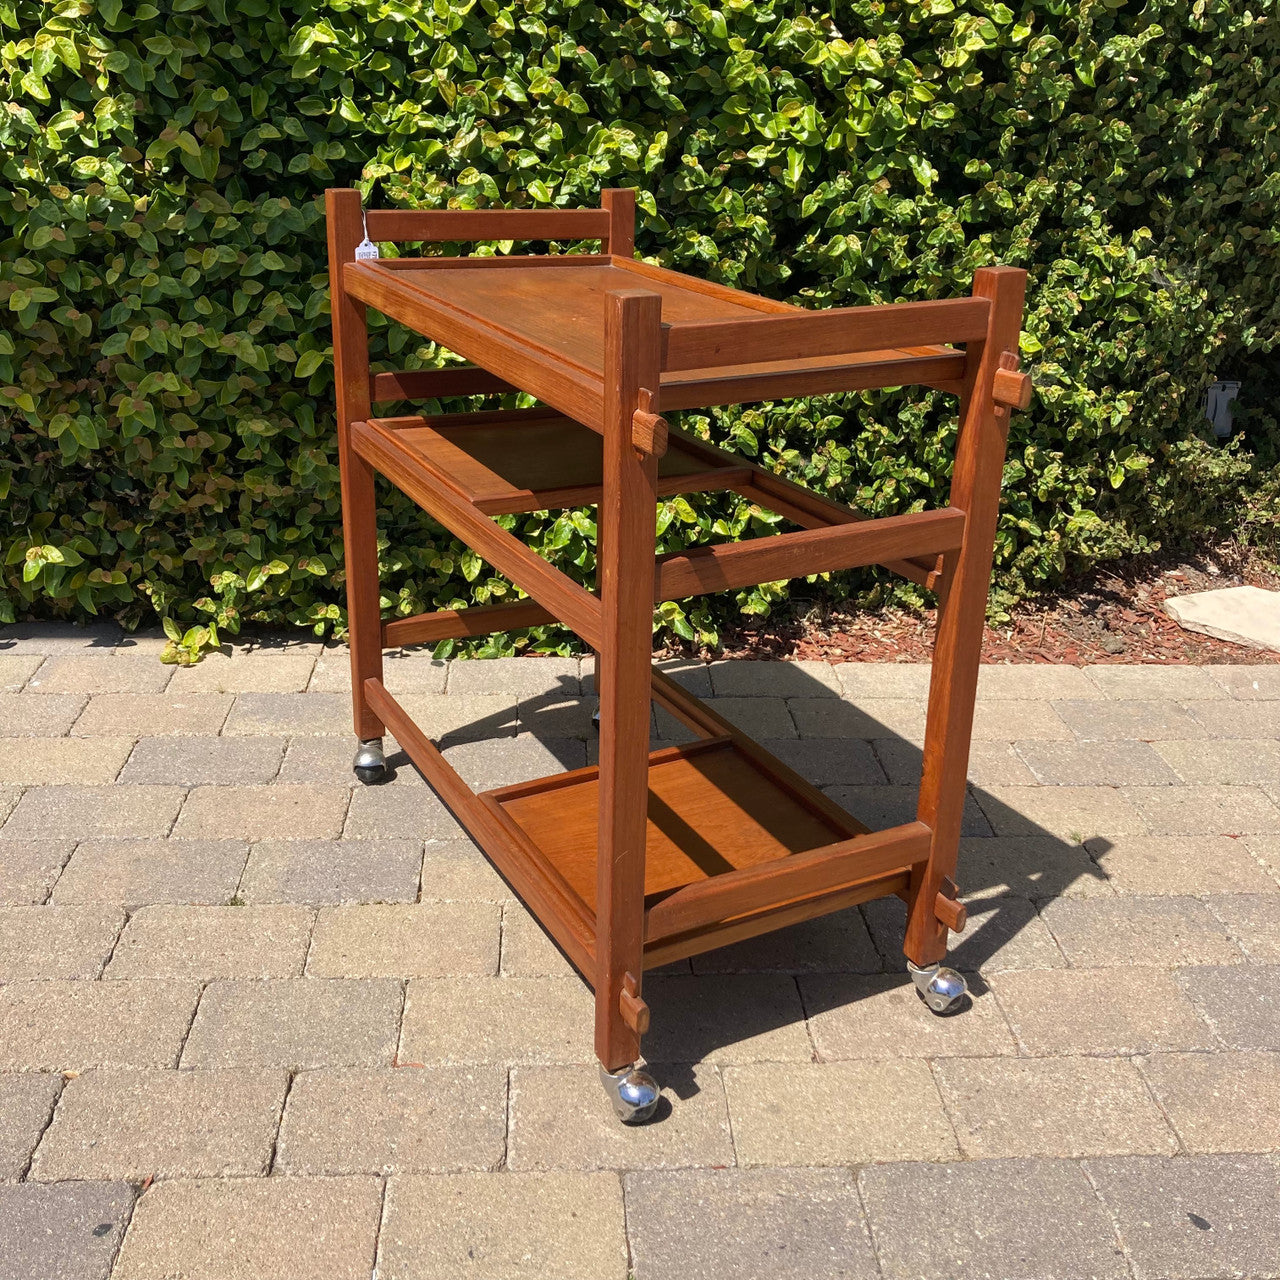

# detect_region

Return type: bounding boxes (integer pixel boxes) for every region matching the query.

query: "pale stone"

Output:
[1165,585,1280,653]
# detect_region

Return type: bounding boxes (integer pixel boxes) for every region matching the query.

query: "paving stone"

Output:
[0,840,73,904]
[974,784,1148,841]
[1084,663,1223,699]
[580,658,711,699]
[221,691,352,736]
[1015,739,1180,786]
[106,905,313,979]
[510,1062,735,1172]
[935,1056,1176,1158]
[859,1158,1127,1280]
[0,621,123,653]
[172,784,350,840]
[1140,1050,1280,1154]
[51,839,247,907]
[1052,697,1207,740]
[0,654,40,692]
[0,905,124,980]
[400,976,595,1065]
[1179,962,1280,1049]
[379,1172,627,1280]
[1,785,184,842]
[991,967,1215,1054]
[166,652,316,693]
[119,736,285,785]
[501,905,577,976]
[420,840,514,901]
[0,787,20,827]
[862,892,1068,972]
[0,1073,61,1179]
[969,699,1074,740]
[1244,833,1280,885]
[707,659,841,697]
[307,901,499,978]
[976,663,1101,699]
[277,734,424,786]
[1040,895,1241,966]
[70,692,232,736]
[0,692,87,735]
[446,655,580,697]
[112,1176,382,1280]
[181,978,402,1068]
[0,1181,135,1280]
[310,648,448,695]
[875,737,1037,787]
[693,697,794,740]
[31,1068,287,1180]
[790,698,925,742]
[760,737,887,787]
[1208,893,1280,960]
[517,693,599,739]
[624,1167,879,1280]
[1087,834,1278,895]
[110,629,172,656]
[633,974,812,1065]
[1087,1153,1280,1280]
[0,736,134,785]
[1155,737,1280,787]
[0,981,197,1070]
[956,835,1111,901]
[239,838,423,905]
[824,785,992,836]
[802,973,1017,1059]
[1188,697,1280,737]
[834,664,932,699]
[394,692,517,743]
[690,906,883,975]
[276,1065,506,1175]
[1124,782,1280,834]
[442,736,585,790]
[344,783,462,840]
[1205,663,1280,699]
[27,655,172,695]
[724,1061,957,1165]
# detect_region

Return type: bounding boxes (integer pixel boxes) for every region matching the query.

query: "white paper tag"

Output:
[354,237,379,261]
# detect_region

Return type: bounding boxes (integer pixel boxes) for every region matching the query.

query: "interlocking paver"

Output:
[624,1168,880,1280]
[1086,1153,1280,1280]
[106,905,313,979]
[1052,697,1206,740]
[1040,895,1242,966]
[0,691,86,735]
[51,839,247,907]
[970,699,1074,740]
[394,692,517,743]
[935,1056,1177,1158]
[0,1181,135,1280]
[307,902,499,977]
[344,784,461,840]
[0,654,40,692]
[221,692,352,736]
[1187,697,1280,737]
[1245,832,1280,885]
[420,840,514,901]
[0,839,72,904]
[275,1065,506,1175]
[442,736,586,790]
[1179,962,1280,1048]
[167,652,316,693]
[0,905,124,980]
[500,906,576,977]
[690,905,882,974]
[0,621,122,653]
[724,1060,958,1165]
[802,973,1017,1059]
[1124,782,1280,834]
[790,697,925,741]
[446,655,579,697]
[955,835,1110,900]
[0,736,133,785]
[1155,737,1280,786]
[859,1158,1128,1280]
[763,736,887,785]
[310,648,448,694]
[0,1073,61,1178]
[976,663,1100,699]
[708,659,841,697]
[991,966,1214,1054]
[27,655,172,695]
[1207,892,1280,959]
[71,692,232,736]
[1139,1050,1280,1154]
[974,784,1148,840]
[400,976,595,1066]
[825,785,992,836]
[239,838,422,905]
[1,786,184,842]
[0,980,198,1070]
[1084,663,1222,699]
[509,1062,733,1171]
[112,1176,382,1280]
[1206,664,1280,699]
[31,1068,287,1180]
[516,694,599,739]
[173,784,350,840]
[181,978,402,1068]
[875,738,1037,787]
[119,736,285,786]
[1087,833,1278,895]
[1015,739,1180,785]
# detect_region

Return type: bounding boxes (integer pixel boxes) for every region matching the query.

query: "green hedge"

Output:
[3,0,1278,651]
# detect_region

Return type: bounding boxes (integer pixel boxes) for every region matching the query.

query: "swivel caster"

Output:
[352,738,386,785]
[599,1062,660,1124]
[591,707,600,733]
[908,960,968,1014]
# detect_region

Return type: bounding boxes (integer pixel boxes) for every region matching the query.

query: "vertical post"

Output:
[601,188,636,259]
[325,188,385,742]
[595,288,662,1070]
[906,266,1027,965]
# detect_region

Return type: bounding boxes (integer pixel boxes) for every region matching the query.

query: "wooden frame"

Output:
[326,187,1031,1078]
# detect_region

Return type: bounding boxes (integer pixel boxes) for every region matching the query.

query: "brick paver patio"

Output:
[2,621,1279,1279]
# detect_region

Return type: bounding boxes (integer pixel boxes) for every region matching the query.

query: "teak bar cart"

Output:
[326,187,1032,1122]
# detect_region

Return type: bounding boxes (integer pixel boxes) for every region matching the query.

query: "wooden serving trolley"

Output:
[326,187,1031,1122]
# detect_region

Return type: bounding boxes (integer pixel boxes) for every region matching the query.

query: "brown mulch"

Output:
[671,542,1280,666]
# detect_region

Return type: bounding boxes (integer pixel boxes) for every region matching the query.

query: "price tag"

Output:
[354,236,379,261]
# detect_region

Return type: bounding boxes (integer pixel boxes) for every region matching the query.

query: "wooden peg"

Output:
[619,972,650,1035]
[992,352,1032,410]
[934,877,967,933]
[631,387,668,458]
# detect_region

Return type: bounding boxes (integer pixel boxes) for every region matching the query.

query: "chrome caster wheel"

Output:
[599,1063,660,1124]
[591,707,600,733]
[908,961,968,1014]
[352,738,386,785]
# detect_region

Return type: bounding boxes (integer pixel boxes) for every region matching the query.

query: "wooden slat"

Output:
[382,599,557,647]
[364,207,612,243]
[645,821,931,943]
[613,256,800,314]
[662,298,991,372]
[374,255,612,271]
[371,367,515,400]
